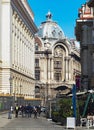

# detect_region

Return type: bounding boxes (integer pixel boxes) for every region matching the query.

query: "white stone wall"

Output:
[0,0,2,68]
[1,0,11,67]
[0,0,36,98]
[12,11,34,78]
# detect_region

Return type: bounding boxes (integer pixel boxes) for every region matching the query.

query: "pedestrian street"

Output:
[0,113,63,130]
[0,113,94,130]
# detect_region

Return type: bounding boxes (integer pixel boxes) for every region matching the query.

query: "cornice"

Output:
[11,0,38,35]
[22,0,34,20]
[11,67,35,80]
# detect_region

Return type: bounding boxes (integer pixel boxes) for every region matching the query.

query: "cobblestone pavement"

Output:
[0,113,94,130]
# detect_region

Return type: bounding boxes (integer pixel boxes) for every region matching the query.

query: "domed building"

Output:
[35,12,81,105]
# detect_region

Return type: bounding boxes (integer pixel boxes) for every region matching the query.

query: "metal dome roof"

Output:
[36,12,65,40]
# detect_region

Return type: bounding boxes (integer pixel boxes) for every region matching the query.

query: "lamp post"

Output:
[9,76,15,107]
[20,85,22,105]
[46,50,48,101]
[44,49,52,106]
[9,76,13,95]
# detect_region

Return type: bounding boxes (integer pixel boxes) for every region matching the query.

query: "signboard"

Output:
[66,117,75,129]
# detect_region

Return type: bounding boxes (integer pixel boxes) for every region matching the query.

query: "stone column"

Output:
[92,27,94,44]
[12,13,15,67]
[51,58,54,80]
[48,58,50,81]
[90,52,94,89]
[64,57,66,81]
[67,57,70,80]
[92,53,94,74]
[81,25,88,90]
[65,57,69,81]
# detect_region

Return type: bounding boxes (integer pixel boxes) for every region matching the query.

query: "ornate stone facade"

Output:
[0,0,37,99]
[35,12,81,105]
[75,1,94,91]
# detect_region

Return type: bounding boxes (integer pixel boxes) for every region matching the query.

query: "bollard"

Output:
[80,118,87,127]
[87,119,93,128]
[8,111,12,119]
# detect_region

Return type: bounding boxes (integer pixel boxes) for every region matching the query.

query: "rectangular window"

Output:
[35,43,38,51]
[54,73,61,81]
[35,59,39,67]
[54,61,62,69]
[35,70,40,80]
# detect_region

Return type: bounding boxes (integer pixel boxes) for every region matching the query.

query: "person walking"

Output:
[20,105,24,117]
[14,104,19,118]
[33,106,38,119]
[8,106,12,119]
[27,103,32,118]
[37,105,41,117]
[10,106,13,114]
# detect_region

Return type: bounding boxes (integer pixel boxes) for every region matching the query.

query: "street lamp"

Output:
[20,85,22,105]
[9,76,13,95]
[9,76,15,107]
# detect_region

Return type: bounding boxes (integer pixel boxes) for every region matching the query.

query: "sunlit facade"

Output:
[0,0,37,99]
[35,12,81,105]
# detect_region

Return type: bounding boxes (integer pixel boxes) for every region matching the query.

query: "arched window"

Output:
[54,45,65,81]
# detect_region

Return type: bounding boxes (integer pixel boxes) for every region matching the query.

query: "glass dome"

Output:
[36,12,65,40]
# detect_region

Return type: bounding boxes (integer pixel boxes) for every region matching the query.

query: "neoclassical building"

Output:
[75,2,94,91]
[0,0,37,99]
[35,12,81,105]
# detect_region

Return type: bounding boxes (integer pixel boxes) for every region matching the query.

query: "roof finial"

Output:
[46,11,52,21]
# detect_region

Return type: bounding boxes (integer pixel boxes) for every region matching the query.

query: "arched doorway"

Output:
[55,85,70,98]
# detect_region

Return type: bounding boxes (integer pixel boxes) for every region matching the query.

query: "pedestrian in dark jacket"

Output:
[37,105,41,117]
[27,103,32,118]
[20,105,24,117]
[33,106,37,118]
[15,104,19,118]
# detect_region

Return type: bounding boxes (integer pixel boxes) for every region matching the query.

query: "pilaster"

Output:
[1,0,11,67]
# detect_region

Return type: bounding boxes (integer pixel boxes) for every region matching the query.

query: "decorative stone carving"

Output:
[54,46,63,57]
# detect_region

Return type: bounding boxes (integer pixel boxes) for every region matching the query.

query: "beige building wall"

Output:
[35,13,81,105]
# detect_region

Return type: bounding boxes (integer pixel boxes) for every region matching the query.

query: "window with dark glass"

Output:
[35,87,40,93]
[54,61,62,68]
[35,70,40,80]
[35,59,39,67]
[54,73,61,81]
[35,43,38,51]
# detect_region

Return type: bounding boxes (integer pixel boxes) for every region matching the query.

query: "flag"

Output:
[75,75,81,90]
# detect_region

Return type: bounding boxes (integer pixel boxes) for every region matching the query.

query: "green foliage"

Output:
[52,98,73,121]
[77,99,85,117]
[58,98,73,118]
[51,97,85,123]
[52,111,59,116]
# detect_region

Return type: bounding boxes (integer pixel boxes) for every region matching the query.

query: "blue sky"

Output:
[28,0,86,39]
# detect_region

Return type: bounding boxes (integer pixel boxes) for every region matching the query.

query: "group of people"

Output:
[10,104,41,118]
